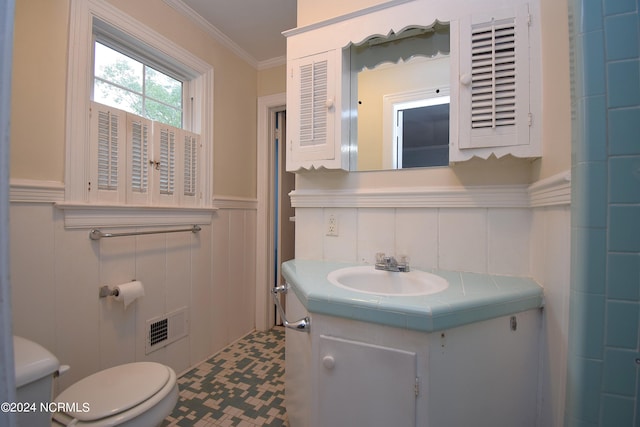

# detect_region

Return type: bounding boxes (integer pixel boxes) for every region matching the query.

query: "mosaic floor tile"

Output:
[163,328,289,427]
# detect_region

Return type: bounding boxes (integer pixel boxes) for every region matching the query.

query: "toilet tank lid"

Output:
[13,336,60,388]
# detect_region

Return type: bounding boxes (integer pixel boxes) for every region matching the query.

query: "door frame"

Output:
[256,93,286,331]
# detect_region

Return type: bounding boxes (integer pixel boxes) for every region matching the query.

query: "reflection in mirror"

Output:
[348,23,450,171]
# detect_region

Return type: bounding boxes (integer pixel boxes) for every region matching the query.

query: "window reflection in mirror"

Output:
[395,92,449,168]
[348,23,450,171]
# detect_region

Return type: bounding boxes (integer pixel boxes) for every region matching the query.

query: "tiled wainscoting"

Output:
[9,181,258,394]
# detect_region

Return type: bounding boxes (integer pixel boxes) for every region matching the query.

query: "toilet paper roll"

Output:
[114,280,145,309]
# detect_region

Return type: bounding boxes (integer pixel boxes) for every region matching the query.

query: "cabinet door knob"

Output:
[322,355,335,370]
[460,73,472,86]
[325,98,334,109]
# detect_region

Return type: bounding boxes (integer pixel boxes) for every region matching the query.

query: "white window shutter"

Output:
[153,123,178,205]
[458,4,530,151]
[160,127,176,194]
[126,114,152,205]
[89,101,125,203]
[182,131,199,205]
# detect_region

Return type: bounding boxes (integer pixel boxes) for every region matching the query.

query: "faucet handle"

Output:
[398,255,411,272]
[375,252,386,264]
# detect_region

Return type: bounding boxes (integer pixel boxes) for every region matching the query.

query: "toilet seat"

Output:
[52,362,178,426]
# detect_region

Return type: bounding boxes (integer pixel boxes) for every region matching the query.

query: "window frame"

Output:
[64,0,213,212]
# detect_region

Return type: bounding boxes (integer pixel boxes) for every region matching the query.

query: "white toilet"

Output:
[14,336,179,427]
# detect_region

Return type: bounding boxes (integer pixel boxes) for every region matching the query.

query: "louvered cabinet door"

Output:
[89,102,127,203]
[455,3,539,160]
[287,50,347,171]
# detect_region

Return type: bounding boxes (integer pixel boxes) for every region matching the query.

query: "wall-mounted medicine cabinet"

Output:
[284,0,541,172]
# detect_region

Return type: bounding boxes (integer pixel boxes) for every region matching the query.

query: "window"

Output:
[89,28,200,206]
[93,42,183,128]
[65,0,213,214]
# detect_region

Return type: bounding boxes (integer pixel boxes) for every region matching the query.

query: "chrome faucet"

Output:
[374,253,410,272]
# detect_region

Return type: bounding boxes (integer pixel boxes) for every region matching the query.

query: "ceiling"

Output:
[177,0,297,67]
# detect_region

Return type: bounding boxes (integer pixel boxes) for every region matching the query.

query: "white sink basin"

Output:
[327,266,448,296]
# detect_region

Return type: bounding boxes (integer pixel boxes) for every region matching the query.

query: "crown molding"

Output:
[283,0,414,39]
[258,55,286,70]
[163,0,259,69]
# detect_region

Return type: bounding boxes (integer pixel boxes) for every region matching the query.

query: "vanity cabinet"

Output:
[284,0,541,171]
[284,277,541,427]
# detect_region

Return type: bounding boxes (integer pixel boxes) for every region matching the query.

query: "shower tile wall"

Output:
[568,0,640,424]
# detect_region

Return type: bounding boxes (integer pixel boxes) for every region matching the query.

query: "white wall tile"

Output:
[487,208,531,275]
[134,233,167,363]
[10,204,57,350]
[295,208,324,259]
[53,220,100,390]
[323,208,358,263]
[244,210,257,331]
[228,211,251,340]
[98,232,137,369]
[357,209,395,264]
[438,208,487,272]
[395,208,438,270]
[210,210,231,355]
[530,209,545,281]
[190,223,213,365]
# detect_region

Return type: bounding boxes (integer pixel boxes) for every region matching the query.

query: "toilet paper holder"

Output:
[99,285,121,298]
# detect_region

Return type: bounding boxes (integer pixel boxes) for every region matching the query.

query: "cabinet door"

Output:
[454,3,538,161]
[287,50,345,171]
[316,335,417,427]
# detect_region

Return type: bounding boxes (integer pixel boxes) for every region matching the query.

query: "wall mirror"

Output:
[348,22,451,171]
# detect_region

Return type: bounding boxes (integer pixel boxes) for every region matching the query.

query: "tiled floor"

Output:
[163,328,289,427]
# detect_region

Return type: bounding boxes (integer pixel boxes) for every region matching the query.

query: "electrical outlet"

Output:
[326,214,339,236]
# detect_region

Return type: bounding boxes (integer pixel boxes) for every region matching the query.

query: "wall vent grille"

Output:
[149,318,168,346]
[145,306,188,354]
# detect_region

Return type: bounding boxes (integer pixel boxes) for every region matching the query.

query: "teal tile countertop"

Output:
[282,259,544,332]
